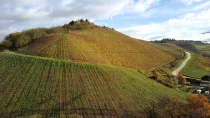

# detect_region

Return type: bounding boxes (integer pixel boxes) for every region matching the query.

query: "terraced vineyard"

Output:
[19,28,175,71]
[150,43,183,57]
[0,52,186,117]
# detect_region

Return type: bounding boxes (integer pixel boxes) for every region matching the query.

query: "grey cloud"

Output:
[202,31,210,34]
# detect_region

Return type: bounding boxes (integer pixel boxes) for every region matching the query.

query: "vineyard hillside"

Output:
[19,28,175,71]
[0,52,186,117]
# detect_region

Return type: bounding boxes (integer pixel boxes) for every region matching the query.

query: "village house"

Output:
[200,76,210,87]
[185,76,200,85]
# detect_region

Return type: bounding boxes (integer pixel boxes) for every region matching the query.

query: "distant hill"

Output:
[153,38,210,57]
[152,38,210,78]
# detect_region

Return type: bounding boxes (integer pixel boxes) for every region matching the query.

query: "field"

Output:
[19,28,175,71]
[179,43,210,78]
[0,52,187,117]
[181,53,210,78]
[193,43,210,56]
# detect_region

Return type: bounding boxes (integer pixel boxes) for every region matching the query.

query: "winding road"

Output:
[172,51,191,76]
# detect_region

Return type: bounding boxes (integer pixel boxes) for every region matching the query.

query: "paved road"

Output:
[172,51,191,76]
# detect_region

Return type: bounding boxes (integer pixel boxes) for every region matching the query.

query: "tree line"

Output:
[152,38,202,44]
[152,38,199,53]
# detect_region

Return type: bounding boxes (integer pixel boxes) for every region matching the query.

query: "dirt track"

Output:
[172,51,191,76]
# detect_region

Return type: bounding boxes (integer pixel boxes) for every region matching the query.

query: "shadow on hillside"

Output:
[0,108,118,117]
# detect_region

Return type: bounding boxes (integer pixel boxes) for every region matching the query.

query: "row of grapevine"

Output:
[0,52,186,117]
[19,28,176,72]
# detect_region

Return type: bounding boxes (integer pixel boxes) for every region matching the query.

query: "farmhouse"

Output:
[185,76,200,85]
[200,76,210,87]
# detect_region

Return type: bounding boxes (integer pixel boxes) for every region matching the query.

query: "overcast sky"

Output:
[0,0,210,42]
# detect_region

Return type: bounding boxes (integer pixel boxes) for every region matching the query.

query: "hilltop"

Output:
[1,19,175,72]
[0,19,98,49]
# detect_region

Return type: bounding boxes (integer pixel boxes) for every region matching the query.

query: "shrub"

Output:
[153,69,175,88]
[63,19,99,30]
[1,40,12,48]
[177,73,186,85]
[143,96,185,118]
[143,95,210,117]
[25,28,47,40]
[187,94,210,117]
[45,27,66,34]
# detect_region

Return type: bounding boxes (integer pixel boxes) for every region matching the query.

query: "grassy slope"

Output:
[194,43,210,56]
[182,43,210,78]
[19,28,175,71]
[0,52,186,117]
[152,42,210,78]
[181,53,210,78]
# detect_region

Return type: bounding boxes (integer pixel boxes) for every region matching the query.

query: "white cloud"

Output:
[192,1,210,11]
[55,0,159,19]
[174,0,204,5]
[1,0,208,43]
[0,0,160,42]
[0,0,160,20]
[0,0,49,21]
[118,9,210,41]
[124,0,160,13]
[0,0,45,7]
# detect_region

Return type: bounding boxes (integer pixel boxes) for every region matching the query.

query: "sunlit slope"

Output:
[181,53,210,78]
[0,52,186,117]
[20,28,174,71]
[150,43,183,57]
[151,42,210,78]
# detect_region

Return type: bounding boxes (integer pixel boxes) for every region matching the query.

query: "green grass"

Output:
[152,42,210,79]
[0,52,187,117]
[181,53,210,78]
[194,43,210,56]
[194,43,210,50]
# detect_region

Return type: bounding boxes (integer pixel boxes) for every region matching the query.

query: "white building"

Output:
[205,91,209,95]
[197,89,202,94]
